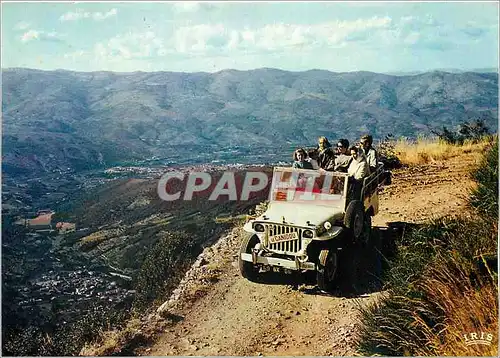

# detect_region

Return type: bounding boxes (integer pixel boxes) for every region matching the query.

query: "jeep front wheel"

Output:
[317,249,338,291]
[238,233,260,282]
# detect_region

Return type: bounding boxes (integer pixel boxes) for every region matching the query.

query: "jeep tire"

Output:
[238,233,260,282]
[317,249,338,291]
[344,200,365,243]
[362,213,372,245]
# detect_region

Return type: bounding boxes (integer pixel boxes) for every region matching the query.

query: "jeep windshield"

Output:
[268,167,348,207]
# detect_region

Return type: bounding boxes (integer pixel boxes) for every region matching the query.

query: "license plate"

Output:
[269,232,298,244]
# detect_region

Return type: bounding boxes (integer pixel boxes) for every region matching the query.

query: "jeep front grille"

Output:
[266,224,302,254]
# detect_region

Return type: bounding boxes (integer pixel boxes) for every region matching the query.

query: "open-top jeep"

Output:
[239,163,387,290]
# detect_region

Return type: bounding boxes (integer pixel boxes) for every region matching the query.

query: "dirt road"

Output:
[143,151,481,356]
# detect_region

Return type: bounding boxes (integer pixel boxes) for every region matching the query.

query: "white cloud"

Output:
[93,8,118,21]
[15,21,30,30]
[174,24,225,53]
[20,29,62,43]
[94,31,167,61]
[173,2,201,13]
[64,50,88,60]
[385,15,494,50]
[171,16,393,54]
[21,30,40,42]
[60,8,117,22]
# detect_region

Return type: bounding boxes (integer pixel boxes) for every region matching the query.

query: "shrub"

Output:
[132,231,196,312]
[375,134,402,169]
[431,119,491,145]
[470,138,498,221]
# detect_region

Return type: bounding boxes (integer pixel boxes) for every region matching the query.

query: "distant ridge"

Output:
[2,68,498,176]
[385,68,499,76]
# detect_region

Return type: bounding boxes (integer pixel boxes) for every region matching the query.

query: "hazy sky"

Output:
[2,1,499,73]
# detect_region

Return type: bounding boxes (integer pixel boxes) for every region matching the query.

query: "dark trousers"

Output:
[347,177,363,203]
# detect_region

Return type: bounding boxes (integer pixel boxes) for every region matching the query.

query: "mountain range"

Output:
[2,67,498,176]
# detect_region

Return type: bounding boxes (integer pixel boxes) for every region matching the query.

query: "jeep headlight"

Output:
[253,223,265,232]
[324,221,332,230]
[316,226,325,236]
[303,229,314,238]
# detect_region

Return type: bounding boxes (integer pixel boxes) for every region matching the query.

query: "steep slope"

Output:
[2,68,498,175]
[137,148,483,357]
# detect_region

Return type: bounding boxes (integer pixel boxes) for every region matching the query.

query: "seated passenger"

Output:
[334,138,352,172]
[348,146,371,180]
[359,134,378,172]
[316,136,335,171]
[292,148,314,170]
[307,148,320,169]
[347,146,371,202]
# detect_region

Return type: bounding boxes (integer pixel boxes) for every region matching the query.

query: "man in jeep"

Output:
[347,146,370,202]
[359,134,378,172]
[334,139,352,172]
[317,136,335,171]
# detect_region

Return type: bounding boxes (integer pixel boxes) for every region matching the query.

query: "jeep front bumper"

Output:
[240,252,316,271]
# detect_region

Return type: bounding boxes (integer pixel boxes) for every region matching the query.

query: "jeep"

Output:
[238,164,387,290]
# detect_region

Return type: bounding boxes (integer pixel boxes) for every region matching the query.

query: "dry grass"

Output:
[79,318,144,356]
[393,137,492,166]
[412,254,498,357]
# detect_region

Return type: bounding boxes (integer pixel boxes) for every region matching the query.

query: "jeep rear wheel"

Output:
[345,200,364,242]
[238,233,260,282]
[317,249,338,291]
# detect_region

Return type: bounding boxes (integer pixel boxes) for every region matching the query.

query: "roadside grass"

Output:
[79,318,156,356]
[469,138,499,222]
[357,136,498,357]
[357,215,497,356]
[393,136,493,166]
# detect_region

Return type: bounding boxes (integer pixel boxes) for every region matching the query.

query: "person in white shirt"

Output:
[348,146,371,180]
[347,146,371,202]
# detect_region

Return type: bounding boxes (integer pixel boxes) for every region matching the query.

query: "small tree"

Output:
[458,119,490,142]
[376,133,402,169]
[431,119,490,145]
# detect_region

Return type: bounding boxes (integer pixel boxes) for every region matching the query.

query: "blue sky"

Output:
[2,1,499,73]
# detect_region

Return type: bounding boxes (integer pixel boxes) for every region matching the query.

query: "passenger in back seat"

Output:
[292,148,314,170]
[347,146,371,201]
[348,146,370,180]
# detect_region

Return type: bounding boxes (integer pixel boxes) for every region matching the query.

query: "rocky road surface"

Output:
[140,151,481,356]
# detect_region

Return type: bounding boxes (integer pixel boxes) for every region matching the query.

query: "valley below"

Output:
[2,159,272,356]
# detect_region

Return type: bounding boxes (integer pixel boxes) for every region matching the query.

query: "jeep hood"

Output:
[256,202,344,227]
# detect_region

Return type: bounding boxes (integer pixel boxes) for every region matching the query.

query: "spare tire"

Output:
[344,200,364,242]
